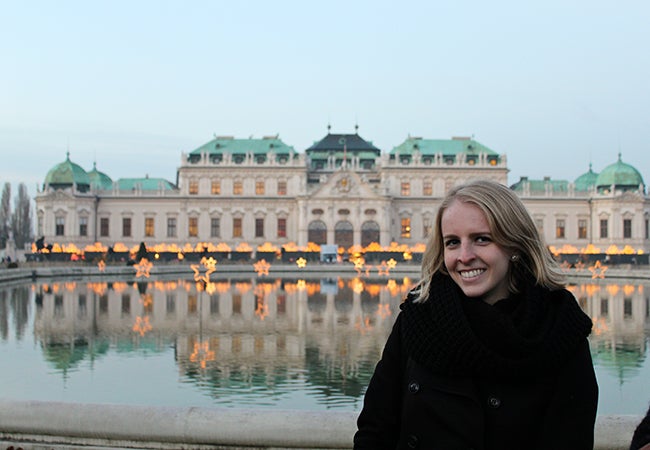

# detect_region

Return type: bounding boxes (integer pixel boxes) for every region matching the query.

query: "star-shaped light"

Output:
[296,257,307,268]
[377,261,391,276]
[574,260,586,272]
[132,316,152,336]
[253,259,271,276]
[191,256,217,283]
[190,340,215,369]
[589,260,608,279]
[134,258,153,278]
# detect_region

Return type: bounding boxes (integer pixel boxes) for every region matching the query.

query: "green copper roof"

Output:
[510,177,569,193]
[116,177,177,191]
[188,135,297,162]
[88,162,113,190]
[595,154,644,190]
[389,137,499,157]
[574,164,599,191]
[44,152,91,192]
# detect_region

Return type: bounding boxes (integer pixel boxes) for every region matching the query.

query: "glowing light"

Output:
[386,258,397,269]
[574,261,586,272]
[132,316,152,337]
[97,260,106,272]
[297,279,306,291]
[190,340,215,369]
[255,297,269,321]
[296,257,307,268]
[351,278,365,294]
[253,259,271,276]
[589,260,608,279]
[191,256,217,283]
[134,258,153,278]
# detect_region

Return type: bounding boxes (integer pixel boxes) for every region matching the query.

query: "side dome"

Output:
[88,162,113,190]
[574,163,599,192]
[595,154,644,193]
[43,152,91,193]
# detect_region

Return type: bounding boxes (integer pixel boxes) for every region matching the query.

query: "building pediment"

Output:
[310,170,385,201]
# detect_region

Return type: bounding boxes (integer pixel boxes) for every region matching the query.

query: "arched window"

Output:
[308,220,327,245]
[361,221,380,247]
[335,220,353,248]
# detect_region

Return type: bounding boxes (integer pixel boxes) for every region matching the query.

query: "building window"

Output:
[100,218,109,237]
[401,218,411,238]
[55,217,65,236]
[600,219,608,238]
[211,180,220,195]
[233,218,242,238]
[578,219,587,239]
[623,219,632,239]
[188,217,198,237]
[145,217,154,237]
[210,217,220,238]
[624,298,633,318]
[277,180,287,196]
[255,218,264,238]
[255,180,265,195]
[122,217,132,237]
[401,182,410,196]
[423,217,432,238]
[423,180,432,196]
[646,219,649,239]
[555,219,565,239]
[277,218,287,238]
[189,180,198,195]
[600,298,608,317]
[167,217,177,237]
[79,217,88,237]
[233,180,243,195]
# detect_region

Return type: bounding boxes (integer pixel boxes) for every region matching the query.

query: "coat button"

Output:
[407,434,419,448]
[408,381,420,394]
[487,396,501,408]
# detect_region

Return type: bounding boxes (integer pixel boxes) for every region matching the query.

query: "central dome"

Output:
[44,152,91,192]
[595,154,644,193]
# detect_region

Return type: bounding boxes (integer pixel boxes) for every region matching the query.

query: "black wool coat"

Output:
[354,287,598,450]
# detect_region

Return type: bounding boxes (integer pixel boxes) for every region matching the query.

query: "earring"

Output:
[510,254,518,262]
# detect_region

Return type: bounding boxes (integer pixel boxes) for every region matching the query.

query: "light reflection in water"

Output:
[0,275,648,415]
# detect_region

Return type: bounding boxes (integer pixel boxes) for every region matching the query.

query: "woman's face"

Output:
[441,199,511,305]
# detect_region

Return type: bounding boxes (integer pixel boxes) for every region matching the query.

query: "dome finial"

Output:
[618,152,622,161]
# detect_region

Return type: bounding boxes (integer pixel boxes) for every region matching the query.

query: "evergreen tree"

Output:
[11,183,33,249]
[0,183,10,249]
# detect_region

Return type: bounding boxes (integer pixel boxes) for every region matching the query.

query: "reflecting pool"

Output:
[0,273,648,416]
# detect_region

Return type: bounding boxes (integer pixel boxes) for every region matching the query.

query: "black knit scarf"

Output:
[400,272,593,378]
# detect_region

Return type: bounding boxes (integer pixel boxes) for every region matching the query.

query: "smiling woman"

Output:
[355,179,598,450]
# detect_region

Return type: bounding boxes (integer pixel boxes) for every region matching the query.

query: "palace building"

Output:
[34,130,650,256]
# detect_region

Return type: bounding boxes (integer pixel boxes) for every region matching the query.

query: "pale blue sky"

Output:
[2,0,649,197]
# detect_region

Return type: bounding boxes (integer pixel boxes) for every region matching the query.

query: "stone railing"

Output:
[0,400,641,450]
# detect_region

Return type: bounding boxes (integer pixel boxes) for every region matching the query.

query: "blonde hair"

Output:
[415,179,565,302]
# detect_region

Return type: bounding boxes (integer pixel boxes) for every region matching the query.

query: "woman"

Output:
[354,180,598,450]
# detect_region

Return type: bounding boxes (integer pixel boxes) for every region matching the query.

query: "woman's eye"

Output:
[444,239,459,247]
[476,236,492,244]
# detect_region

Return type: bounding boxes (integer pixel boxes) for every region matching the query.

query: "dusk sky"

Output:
[2,1,649,199]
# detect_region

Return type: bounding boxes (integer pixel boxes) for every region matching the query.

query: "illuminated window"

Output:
[100,218,109,237]
[188,217,198,237]
[277,218,286,238]
[256,180,265,195]
[211,180,220,195]
[189,180,198,195]
[145,217,154,237]
[623,219,632,239]
[233,218,243,238]
[210,217,220,237]
[401,218,411,238]
[423,180,432,196]
[255,218,264,238]
[401,182,410,196]
[233,180,243,195]
[79,217,88,237]
[600,219,608,238]
[555,219,565,239]
[578,219,587,239]
[167,218,177,237]
[122,217,132,237]
[55,217,65,236]
[277,180,287,196]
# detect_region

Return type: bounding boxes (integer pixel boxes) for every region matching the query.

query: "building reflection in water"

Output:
[0,275,648,411]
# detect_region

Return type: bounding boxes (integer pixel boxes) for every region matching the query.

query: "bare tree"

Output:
[0,183,10,249]
[11,183,33,249]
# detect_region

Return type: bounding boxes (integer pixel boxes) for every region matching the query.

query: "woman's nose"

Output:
[458,242,475,263]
